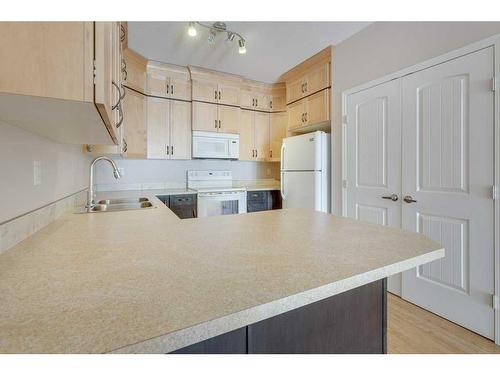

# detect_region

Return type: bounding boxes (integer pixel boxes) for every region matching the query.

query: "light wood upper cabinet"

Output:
[147,97,170,159]
[192,101,218,132]
[254,112,270,161]
[285,62,330,104]
[286,78,305,104]
[146,62,191,101]
[269,112,287,161]
[218,106,240,134]
[123,48,147,94]
[239,109,270,161]
[306,63,330,95]
[217,82,240,106]
[147,96,191,160]
[239,110,254,161]
[192,78,219,103]
[288,99,306,129]
[192,102,240,134]
[0,22,123,145]
[270,84,286,112]
[122,88,147,158]
[169,100,191,160]
[287,88,330,131]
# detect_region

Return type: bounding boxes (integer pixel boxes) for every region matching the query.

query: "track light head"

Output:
[238,39,246,54]
[187,22,197,37]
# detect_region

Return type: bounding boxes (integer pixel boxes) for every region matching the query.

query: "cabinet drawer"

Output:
[169,194,196,207]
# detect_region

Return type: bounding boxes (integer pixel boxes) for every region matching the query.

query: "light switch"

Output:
[33,160,42,186]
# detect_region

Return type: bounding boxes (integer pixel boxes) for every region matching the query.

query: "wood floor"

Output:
[387,293,500,354]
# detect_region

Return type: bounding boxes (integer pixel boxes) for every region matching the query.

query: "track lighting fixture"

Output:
[187,22,247,54]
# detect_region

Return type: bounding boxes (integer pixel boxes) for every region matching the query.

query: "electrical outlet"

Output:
[33,160,42,186]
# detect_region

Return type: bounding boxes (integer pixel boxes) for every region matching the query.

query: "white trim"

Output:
[340,33,500,345]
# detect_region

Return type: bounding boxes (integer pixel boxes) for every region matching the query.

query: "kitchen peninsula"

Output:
[0,191,443,354]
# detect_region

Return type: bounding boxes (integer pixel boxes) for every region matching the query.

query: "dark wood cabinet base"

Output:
[172,278,387,354]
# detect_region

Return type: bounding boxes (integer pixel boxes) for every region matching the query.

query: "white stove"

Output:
[187,171,247,217]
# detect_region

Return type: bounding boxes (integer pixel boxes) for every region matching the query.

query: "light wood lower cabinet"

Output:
[192,102,240,134]
[269,112,287,161]
[147,97,191,159]
[239,110,270,161]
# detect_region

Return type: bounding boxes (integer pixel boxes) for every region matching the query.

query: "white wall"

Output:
[95,158,280,191]
[0,121,91,223]
[331,21,500,214]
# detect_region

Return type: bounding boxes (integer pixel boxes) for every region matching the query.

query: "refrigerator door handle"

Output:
[280,142,285,170]
[280,172,286,200]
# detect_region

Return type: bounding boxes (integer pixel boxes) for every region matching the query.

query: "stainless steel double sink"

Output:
[81,197,155,213]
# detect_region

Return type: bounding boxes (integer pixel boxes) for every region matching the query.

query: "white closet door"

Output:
[345,79,402,293]
[401,47,495,339]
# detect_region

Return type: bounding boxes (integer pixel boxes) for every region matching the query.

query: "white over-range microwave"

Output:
[192,131,239,160]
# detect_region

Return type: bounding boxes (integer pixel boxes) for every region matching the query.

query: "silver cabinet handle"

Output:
[218,120,221,129]
[215,90,217,100]
[111,81,121,110]
[304,112,307,122]
[255,149,258,158]
[122,138,127,153]
[171,145,173,155]
[218,91,221,100]
[120,24,126,42]
[255,98,258,107]
[215,119,218,129]
[166,83,169,94]
[382,194,399,202]
[166,145,170,155]
[115,103,123,128]
[403,195,417,203]
[171,85,174,95]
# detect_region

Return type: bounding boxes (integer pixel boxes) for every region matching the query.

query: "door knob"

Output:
[382,194,399,202]
[403,195,417,203]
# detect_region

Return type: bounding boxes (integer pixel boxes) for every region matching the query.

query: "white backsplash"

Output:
[94,159,280,192]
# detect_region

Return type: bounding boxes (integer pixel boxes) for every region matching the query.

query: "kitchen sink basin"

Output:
[97,197,150,205]
[77,200,155,213]
[88,201,154,212]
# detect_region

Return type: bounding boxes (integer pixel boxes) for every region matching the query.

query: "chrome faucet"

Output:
[86,156,121,211]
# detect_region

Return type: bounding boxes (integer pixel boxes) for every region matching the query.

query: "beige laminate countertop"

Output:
[0,190,443,353]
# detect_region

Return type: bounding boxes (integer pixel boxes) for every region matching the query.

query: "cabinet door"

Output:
[170,76,191,101]
[122,87,147,158]
[191,102,219,132]
[218,105,240,134]
[218,83,240,106]
[286,77,304,104]
[269,112,287,161]
[94,22,118,141]
[146,71,169,97]
[192,79,219,103]
[305,89,329,126]
[287,99,305,130]
[304,63,330,95]
[270,89,286,112]
[170,100,191,160]
[192,101,218,132]
[239,110,255,161]
[255,92,271,111]
[123,48,146,94]
[254,112,270,161]
[146,96,170,159]
[240,90,255,109]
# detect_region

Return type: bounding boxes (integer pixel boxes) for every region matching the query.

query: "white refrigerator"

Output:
[280,131,330,212]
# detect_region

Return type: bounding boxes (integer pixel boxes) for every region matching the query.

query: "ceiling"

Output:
[128,22,371,83]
